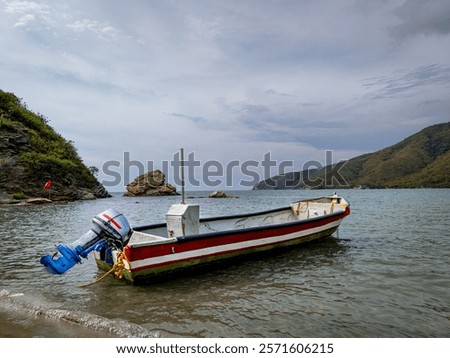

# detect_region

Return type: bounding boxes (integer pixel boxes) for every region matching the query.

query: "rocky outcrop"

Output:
[124,170,179,196]
[0,90,111,203]
[0,124,111,202]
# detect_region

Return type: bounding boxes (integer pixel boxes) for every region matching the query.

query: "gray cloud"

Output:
[391,0,450,38]
[363,64,450,99]
[167,112,208,124]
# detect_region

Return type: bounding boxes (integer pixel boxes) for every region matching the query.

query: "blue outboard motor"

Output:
[40,209,132,275]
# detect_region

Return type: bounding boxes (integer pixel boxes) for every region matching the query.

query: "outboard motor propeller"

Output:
[40,209,132,275]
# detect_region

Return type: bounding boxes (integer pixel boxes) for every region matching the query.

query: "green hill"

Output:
[0,90,110,202]
[253,122,450,189]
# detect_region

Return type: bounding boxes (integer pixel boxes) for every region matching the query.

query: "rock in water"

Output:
[209,190,228,198]
[124,170,178,196]
[25,198,52,205]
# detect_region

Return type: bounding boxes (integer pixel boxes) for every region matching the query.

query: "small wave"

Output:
[0,289,158,338]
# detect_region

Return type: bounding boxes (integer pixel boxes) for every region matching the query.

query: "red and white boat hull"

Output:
[95,200,350,284]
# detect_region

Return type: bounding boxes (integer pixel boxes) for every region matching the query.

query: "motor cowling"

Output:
[40,209,132,275]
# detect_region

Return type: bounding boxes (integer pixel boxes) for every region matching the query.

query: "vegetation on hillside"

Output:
[0,90,107,200]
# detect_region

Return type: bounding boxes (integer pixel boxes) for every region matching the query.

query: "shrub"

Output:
[12,192,26,200]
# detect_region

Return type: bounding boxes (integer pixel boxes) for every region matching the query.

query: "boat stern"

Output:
[291,193,350,220]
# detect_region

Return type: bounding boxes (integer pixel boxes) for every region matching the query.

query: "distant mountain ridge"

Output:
[0,90,110,202]
[253,122,450,190]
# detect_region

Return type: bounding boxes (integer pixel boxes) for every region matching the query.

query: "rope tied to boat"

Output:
[113,252,126,279]
[78,251,128,288]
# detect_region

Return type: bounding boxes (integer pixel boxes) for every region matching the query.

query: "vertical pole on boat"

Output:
[180,147,186,204]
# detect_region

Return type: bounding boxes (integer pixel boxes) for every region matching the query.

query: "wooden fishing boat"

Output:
[96,194,350,283]
[41,192,350,284]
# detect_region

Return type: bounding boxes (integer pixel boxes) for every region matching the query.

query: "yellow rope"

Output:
[78,251,128,288]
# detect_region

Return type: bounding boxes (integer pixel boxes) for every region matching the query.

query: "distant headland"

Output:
[253,122,450,190]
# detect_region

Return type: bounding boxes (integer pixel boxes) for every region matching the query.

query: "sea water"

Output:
[0,189,449,338]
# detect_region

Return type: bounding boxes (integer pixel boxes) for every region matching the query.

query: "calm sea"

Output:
[0,189,448,338]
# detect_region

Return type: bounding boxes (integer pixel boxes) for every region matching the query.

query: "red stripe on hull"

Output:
[132,227,338,275]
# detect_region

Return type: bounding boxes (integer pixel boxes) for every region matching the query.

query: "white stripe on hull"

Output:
[130,219,343,270]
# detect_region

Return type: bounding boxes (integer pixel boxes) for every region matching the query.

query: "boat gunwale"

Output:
[176,208,348,242]
[131,195,348,233]
[130,204,349,246]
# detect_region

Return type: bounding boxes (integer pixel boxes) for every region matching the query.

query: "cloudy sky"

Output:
[1,0,449,190]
